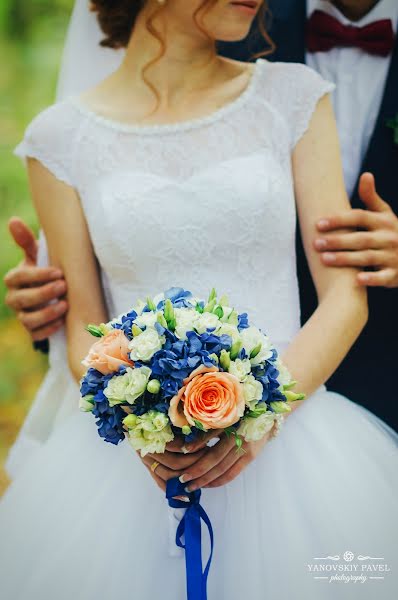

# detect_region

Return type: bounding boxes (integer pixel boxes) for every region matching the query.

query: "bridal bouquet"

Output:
[79,287,304,453]
[79,287,304,600]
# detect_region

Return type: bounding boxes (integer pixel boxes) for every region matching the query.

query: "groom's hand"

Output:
[313,173,398,288]
[4,217,68,341]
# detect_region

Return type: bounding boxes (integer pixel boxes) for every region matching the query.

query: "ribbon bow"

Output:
[306,10,395,57]
[166,478,214,600]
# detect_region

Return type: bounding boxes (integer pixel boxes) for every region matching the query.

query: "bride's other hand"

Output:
[178,429,274,492]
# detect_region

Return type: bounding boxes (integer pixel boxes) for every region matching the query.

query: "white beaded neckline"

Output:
[68,59,266,135]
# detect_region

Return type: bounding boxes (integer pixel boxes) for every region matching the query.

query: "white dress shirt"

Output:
[306,0,398,198]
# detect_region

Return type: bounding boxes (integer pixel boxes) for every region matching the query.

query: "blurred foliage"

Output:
[0,0,72,491]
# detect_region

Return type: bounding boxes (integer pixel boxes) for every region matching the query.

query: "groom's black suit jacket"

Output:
[219,0,398,431]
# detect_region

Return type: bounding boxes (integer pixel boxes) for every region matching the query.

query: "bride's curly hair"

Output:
[90,1,274,54]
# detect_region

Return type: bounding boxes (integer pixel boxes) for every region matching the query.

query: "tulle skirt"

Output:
[0,387,397,600]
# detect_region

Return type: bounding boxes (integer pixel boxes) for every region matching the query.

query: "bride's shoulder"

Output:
[256,60,335,148]
[20,99,82,148]
[259,60,334,99]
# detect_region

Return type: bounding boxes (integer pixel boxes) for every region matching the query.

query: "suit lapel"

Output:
[268,0,307,64]
[351,22,398,209]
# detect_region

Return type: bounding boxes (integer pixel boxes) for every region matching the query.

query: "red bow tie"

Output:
[306,10,395,56]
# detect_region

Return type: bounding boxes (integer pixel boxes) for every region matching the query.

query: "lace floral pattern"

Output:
[14,60,334,351]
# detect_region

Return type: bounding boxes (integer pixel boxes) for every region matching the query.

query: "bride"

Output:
[0,1,397,599]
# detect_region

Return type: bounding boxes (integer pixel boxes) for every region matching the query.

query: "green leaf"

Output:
[247,405,268,418]
[235,436,244,452]
[213,305,224,319]
[224,427,235,438]
[85,324,104,338]
[194,419,206,432]
[207,288,217,304]
[195,302,204,314]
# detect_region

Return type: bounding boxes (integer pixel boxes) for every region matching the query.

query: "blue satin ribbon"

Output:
[166,478,214,600]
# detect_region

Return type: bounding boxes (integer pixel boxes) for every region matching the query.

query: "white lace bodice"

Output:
[16,60,334,351]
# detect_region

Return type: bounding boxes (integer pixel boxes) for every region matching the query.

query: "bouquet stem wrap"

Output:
[166,478,214,600]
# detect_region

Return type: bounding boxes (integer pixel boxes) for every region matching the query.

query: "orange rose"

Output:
[169,364,245,430]
[83,329,134,375]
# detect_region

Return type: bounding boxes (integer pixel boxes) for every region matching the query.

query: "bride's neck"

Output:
[120,9,220,102]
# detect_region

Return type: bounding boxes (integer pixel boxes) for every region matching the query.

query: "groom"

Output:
[220,0,398,430]
[4,0,398,431]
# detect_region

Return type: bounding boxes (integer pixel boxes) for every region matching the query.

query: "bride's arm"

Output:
[285,94,368,402]
[179,95,369,492]
[26,158,108,382]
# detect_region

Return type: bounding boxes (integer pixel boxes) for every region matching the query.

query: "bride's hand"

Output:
[138,430,223,492]
[178,429,274,492]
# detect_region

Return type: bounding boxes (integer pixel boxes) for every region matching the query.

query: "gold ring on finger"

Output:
[150,460,160,473]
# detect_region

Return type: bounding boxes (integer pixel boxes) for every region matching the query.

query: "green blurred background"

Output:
[0,0,72,493]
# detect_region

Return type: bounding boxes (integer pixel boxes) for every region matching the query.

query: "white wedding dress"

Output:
[1,60,397,600]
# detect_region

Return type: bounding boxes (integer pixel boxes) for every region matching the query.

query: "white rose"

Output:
[243,375,263,408]
[216,323,241,344]
[104,366,151,406]
[174,308,200,340]
[240,326,274,366]
[238,412,276,442]
[195,312,220,334]
[128,327,164,362]
[126,410,174,457]
[134,311,159,329]
[228,358,252,382]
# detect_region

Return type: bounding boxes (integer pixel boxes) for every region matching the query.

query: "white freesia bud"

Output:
[270,401,292,414]
[104,366,151,406]
[219,349,231,371]
[79,394,95,412]
[128,327,164,362]
[123,414,138,429]
[228,358,252,382]
[147,379,161,394]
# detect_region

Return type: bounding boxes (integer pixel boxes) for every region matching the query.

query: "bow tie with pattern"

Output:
[306,9,395,56]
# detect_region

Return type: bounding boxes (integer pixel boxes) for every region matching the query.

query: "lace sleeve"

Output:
[287,63,335,149]
[14,102,77,187]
